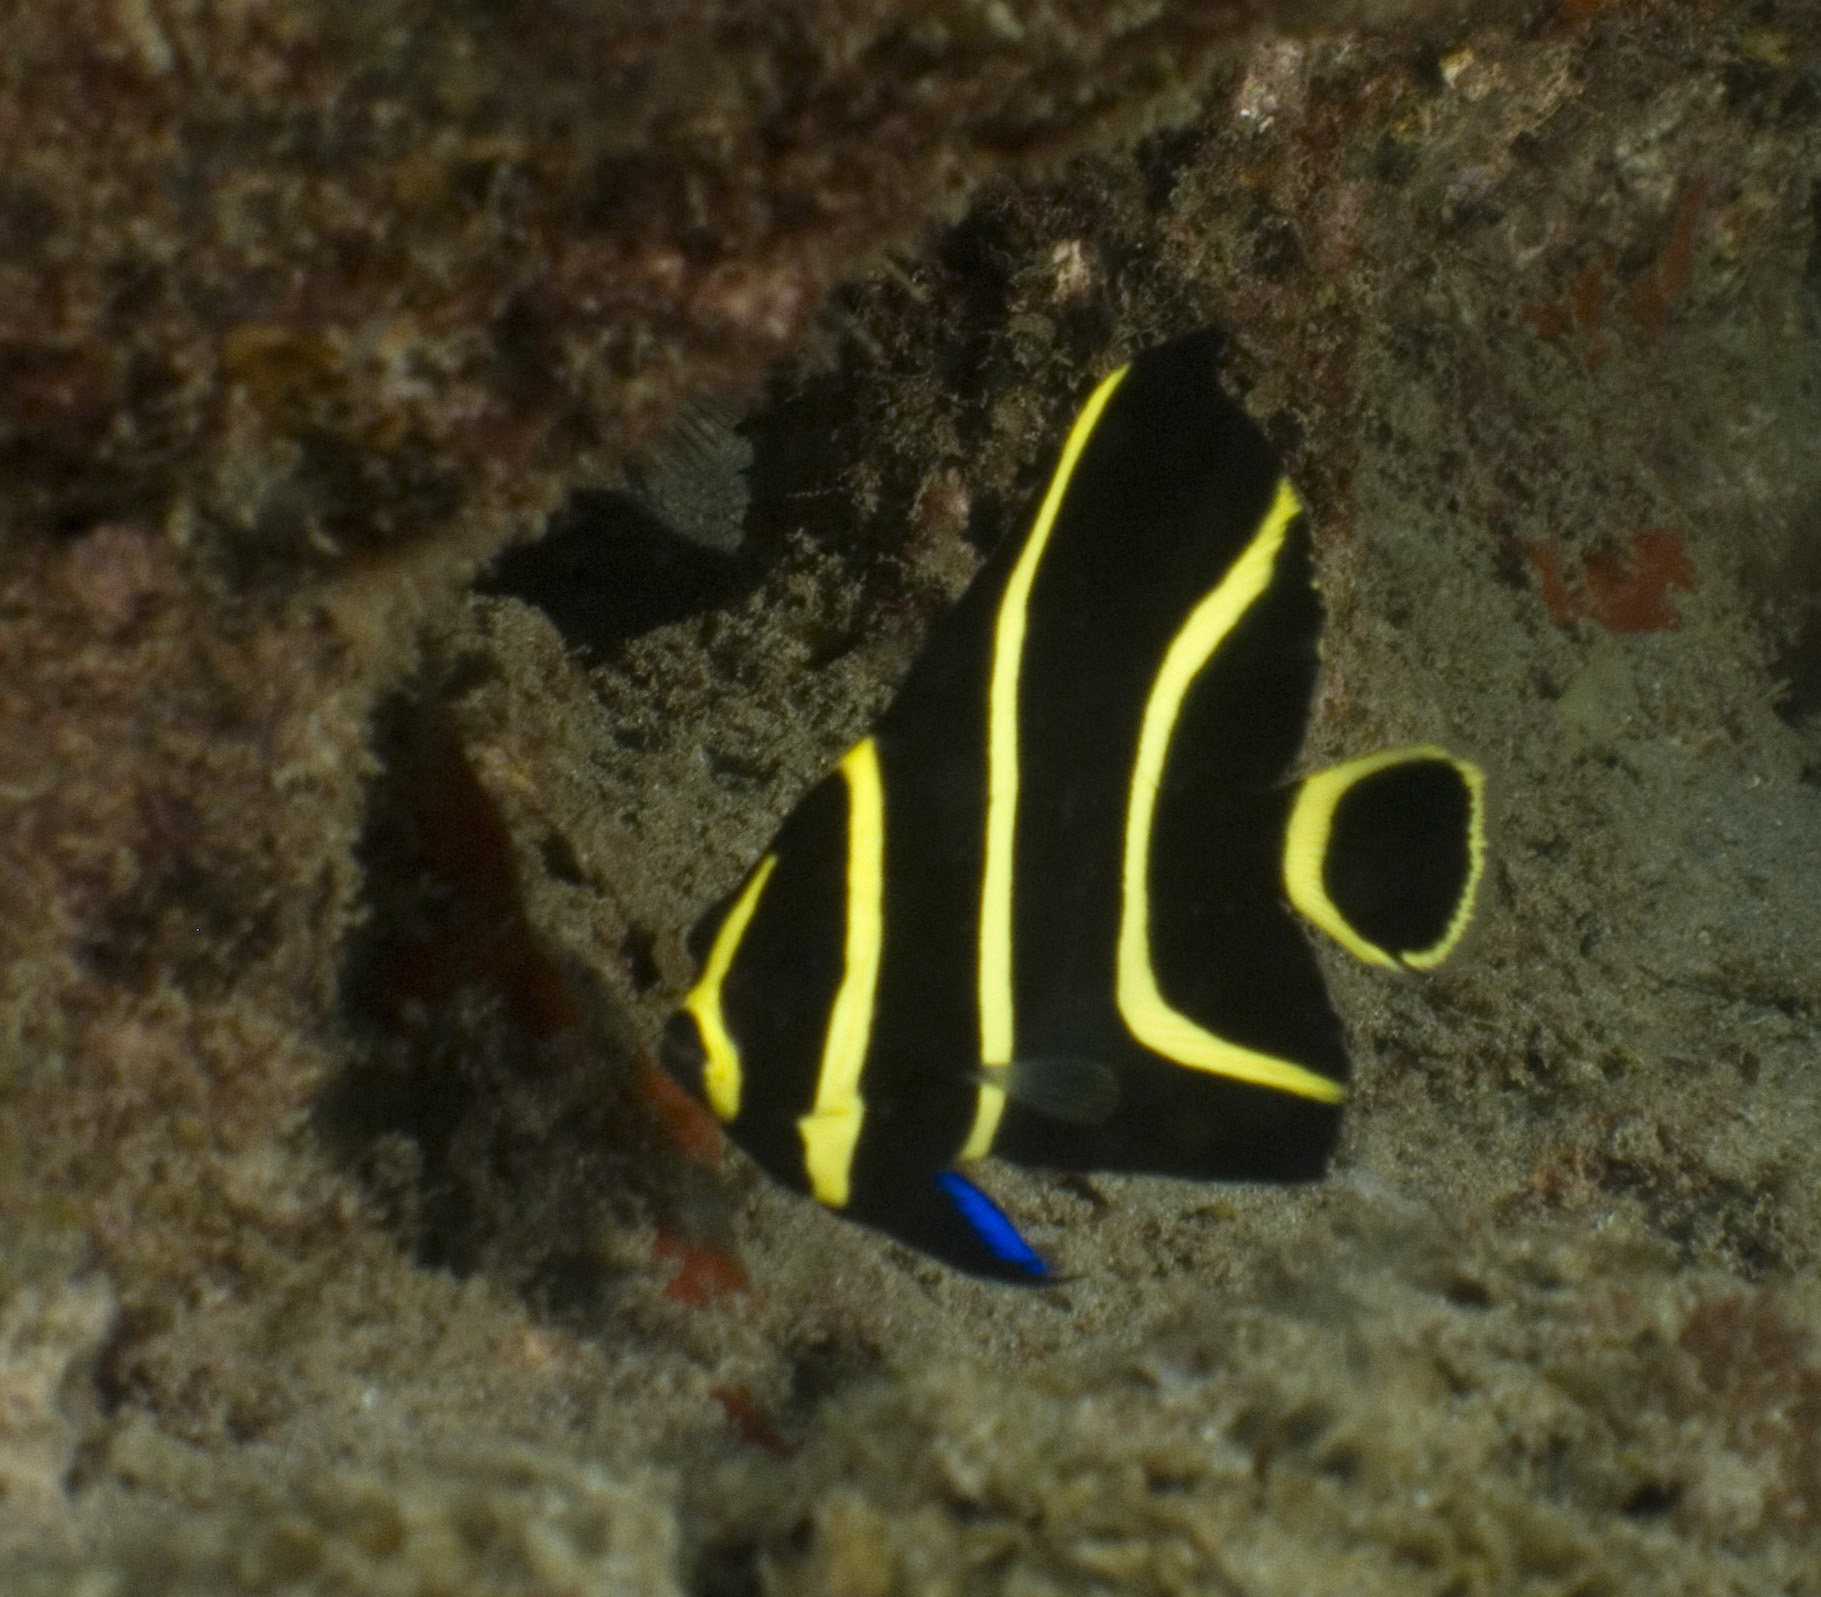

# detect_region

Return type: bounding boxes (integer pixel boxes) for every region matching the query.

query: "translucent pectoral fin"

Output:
[1283,746,1486,970]
[976,1056,1121,1126]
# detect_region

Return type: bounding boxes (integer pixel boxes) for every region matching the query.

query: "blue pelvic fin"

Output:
[933,1171,1050,1282]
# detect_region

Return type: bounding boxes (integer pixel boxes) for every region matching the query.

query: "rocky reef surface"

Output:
[3,0,1820,1591]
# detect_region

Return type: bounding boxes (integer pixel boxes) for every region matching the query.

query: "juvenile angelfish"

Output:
[661,331,1485,1283]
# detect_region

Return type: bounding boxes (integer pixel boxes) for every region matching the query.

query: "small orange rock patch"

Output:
[1522,179,1705,365]
[711,1386,795,1456]
[1525,530,1696,633]
[635,1054,725,1170]
[654,1231,752,1306]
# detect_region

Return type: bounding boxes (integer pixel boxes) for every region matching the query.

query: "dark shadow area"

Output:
[480,488,756,664]
[317,676,732,1319]
[1772,609,1821,727]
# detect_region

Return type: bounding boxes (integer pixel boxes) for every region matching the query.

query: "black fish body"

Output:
[661,331,1485,1283]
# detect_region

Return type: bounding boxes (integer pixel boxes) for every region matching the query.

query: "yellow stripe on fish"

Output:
[661,330,1486,1283]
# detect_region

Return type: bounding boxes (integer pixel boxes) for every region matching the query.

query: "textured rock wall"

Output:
[4,0,1821,1592]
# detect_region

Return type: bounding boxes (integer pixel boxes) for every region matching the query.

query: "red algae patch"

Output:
[654,1232,752,1308]
[711,1385,795,1457]
[635,1056,726,1172]
[1526,530,1698,633]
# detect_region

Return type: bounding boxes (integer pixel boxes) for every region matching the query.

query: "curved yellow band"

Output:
[1282,746,1486,971]
[682,853,778,1122]
[1116,478,1346,1107]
